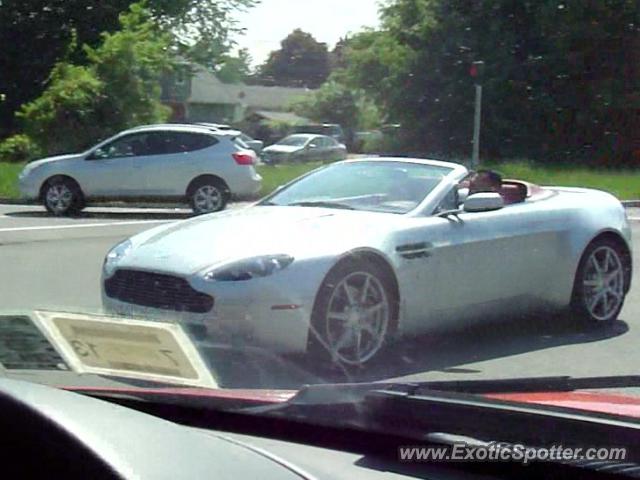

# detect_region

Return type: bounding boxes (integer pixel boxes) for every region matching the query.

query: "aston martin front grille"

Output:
[105,269,214,313]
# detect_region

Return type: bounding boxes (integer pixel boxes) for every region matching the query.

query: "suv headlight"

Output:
[103,239,132,278]
[204,254,294,281]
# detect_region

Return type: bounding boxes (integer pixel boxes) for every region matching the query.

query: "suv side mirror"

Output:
[463,192,504,212]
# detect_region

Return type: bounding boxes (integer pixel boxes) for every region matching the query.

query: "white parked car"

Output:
[101,158,632,366]
[18,125,262,215]
[262,134,347,164]
[192,123,264,155]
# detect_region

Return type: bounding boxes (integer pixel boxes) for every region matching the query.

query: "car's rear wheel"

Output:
[42,177,83,216]
[188,178,228,214]
[570,238,629,325]
[308,259,397,367]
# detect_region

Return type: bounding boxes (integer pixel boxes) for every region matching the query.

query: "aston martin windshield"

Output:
[262,161,453,213]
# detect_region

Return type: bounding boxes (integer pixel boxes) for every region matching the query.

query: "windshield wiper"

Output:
[287,201,355,210]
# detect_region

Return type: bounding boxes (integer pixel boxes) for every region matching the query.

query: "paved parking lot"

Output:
[1,202,639,388]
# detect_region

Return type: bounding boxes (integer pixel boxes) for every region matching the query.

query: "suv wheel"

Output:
[189,179,228,214]
[42,177,84,216]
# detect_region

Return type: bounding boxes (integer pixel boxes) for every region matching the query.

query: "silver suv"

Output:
[18,125,262,215]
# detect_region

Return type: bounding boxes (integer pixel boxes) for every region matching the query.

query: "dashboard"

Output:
[0,378,622,479]
[0,377,500,479]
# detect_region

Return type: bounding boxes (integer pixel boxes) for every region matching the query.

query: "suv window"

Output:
[90,133,150,159]
[90,132,219,159]
[169,132,218,153]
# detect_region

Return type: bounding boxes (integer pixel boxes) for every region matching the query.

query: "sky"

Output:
[233,0,382,67]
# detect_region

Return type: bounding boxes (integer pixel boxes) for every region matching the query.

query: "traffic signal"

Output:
[470,61,485,82]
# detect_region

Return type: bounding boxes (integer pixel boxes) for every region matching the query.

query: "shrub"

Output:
[17,63,105,155]
[362,132,409,156]
[0,134,42,163]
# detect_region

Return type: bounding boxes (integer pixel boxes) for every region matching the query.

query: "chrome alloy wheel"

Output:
[582,245,625,322]
[325,271,390,365]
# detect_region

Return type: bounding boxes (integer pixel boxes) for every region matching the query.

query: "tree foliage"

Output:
[255,29,330,87]
[0,134,42,163]
[342,0,640,164]
[292,76,380,131]
[216,49,253,83]
[156,0,257,69]
[0,0,256,135]
[17,3,172,155]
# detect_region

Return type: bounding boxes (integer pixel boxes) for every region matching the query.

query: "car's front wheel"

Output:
[188,179,228,214]
[570,238,630,325]
[309,259,398,367]
[42,177,84,216]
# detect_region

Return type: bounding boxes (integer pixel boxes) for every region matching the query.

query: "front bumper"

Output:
[18,174,40,200]
[101,267,321,355]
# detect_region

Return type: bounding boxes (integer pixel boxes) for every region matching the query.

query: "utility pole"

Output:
[470,61,484,168]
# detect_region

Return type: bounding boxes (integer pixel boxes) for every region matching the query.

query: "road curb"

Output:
[0,197,36,205]
[0,198,255,209]
[622,200,640,208]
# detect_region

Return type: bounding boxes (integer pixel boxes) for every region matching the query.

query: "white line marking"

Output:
[628,217,640,221]
[0,220,170,233]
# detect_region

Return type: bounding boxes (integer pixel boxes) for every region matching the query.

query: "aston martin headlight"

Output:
[205,254,294,281]
[102,239,132,278]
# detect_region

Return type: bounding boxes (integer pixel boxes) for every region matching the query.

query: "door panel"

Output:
[137,152,189,195]
[78,133,156,197]
[76,157,141,196]
[397,205,567,334]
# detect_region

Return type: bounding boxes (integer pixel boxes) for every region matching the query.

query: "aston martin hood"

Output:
[118,206,402,275]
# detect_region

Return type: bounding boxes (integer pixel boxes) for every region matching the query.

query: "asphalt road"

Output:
[2,203,640,389]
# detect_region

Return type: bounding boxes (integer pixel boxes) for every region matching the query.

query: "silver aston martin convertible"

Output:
[101,158,632,366]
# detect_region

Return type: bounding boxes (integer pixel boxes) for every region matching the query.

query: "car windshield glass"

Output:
[262,161,452,213]
[2,0,639,448]
[276,135,310,146]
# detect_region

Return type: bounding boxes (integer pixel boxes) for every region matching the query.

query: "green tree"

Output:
[153,0,257,69]
[342,0,640,164]
[292,77,380,131]
[17,3,172,155]
[256,29,330,87]
[0,0,256,136]
[216,48,253,83]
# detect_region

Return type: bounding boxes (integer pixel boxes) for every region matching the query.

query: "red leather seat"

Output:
[500,182,528,205]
